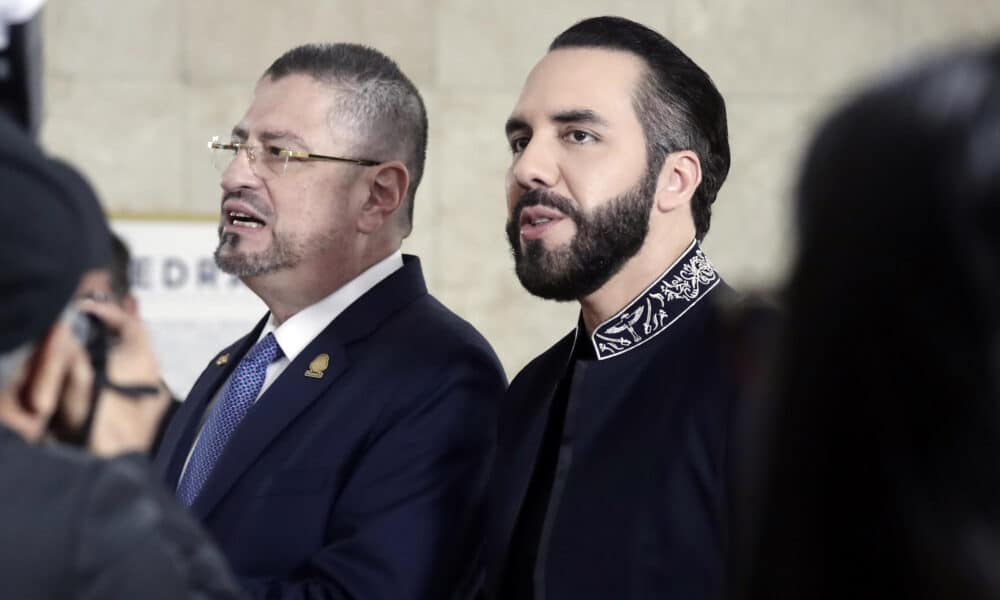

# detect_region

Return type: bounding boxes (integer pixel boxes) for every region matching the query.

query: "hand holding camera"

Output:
[4,319,92,443]
[80,299,171,455]
[43,299,170,455]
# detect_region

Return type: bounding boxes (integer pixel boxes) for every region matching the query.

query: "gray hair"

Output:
[264,43,428,236]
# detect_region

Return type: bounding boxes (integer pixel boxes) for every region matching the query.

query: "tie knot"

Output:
[246,332,282,367]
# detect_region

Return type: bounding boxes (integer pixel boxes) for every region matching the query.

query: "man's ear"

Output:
[654,151,702,213]
[358,161,409,234]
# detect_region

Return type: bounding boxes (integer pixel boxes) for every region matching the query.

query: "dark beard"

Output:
[505,167,657,301]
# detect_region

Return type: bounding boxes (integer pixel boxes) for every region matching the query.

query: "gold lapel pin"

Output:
[304,353,330,379]
[215,353,230,366]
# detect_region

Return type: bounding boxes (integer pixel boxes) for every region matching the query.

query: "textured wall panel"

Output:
[37,0,996,377]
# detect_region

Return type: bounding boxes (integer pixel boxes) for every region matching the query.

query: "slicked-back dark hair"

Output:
[550,16,730,240]
[264,43,427,235]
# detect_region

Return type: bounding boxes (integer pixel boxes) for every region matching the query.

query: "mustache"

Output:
[511,188,582,224]
[222,190,273,218]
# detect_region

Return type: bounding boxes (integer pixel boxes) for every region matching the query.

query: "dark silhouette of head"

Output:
[746,43,1000,600]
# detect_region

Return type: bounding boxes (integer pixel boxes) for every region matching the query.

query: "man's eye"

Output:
[509,137,529,154]
[264,145,286,158]
[565,130,595,144]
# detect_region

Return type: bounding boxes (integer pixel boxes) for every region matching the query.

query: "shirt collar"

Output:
[588,240,721,361]
[258,250,404,361]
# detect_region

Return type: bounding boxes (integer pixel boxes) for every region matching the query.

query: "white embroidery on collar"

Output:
[591,242,720,360]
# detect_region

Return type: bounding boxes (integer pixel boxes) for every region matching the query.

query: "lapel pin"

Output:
[215,353,230,366]
[305,353,330,379]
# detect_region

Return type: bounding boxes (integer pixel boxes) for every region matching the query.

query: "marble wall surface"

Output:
[39,0,1000,376]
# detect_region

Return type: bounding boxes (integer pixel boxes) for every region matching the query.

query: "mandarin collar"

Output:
[585,241,721,361]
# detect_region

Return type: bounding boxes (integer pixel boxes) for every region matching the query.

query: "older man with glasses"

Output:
[153,43,506,600]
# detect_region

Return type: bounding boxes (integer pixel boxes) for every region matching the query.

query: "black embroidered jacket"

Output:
[487,242,741,600]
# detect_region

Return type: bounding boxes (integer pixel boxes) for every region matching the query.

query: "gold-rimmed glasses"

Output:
[207,136,382,178]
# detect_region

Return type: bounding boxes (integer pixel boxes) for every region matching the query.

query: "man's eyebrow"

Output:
[551,109,609,127]
[228,127,307,147]
[258,130,307,147]
[505,109,609,137]
[505,117,529,138]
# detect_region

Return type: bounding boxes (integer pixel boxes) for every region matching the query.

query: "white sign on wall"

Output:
[112,219,267,397]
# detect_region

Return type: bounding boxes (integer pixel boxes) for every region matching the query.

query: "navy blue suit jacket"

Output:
[154,255,506,599]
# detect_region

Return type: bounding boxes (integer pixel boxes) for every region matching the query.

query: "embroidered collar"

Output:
[589,241,720,360]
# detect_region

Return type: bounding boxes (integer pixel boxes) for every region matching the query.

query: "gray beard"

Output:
[214,230,303,278]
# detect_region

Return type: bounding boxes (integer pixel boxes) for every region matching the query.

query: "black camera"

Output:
[69,310,109,378]
[50,309,111,446]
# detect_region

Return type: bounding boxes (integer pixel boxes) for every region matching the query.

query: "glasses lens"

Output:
[210,141,238,174]
[258,145,289,177]
[207,139,290,178]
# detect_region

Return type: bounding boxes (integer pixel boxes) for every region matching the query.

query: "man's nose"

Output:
[220,147,260,193]
[511,137,560,191]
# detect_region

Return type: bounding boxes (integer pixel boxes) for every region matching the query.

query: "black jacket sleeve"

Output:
[74,453,243,600]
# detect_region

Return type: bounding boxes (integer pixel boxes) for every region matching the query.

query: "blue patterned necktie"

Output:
[177,332,282,506]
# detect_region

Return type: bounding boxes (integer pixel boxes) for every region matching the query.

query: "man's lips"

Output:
[221,199,268,231]
[519,205,567,241]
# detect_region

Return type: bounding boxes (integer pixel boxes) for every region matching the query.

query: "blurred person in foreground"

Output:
[75,228,140,314]
[488,16,744,599]
[68,225,182,454]
[43,159,184,454]
[153,42,505,599]
[0,113,241,599]
[741,43,1000,600]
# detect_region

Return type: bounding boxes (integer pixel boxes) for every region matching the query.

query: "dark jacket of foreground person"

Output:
[0,425,241,599]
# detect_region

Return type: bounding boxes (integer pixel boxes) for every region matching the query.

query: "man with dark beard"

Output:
[153,43,506,599]
[486,16,740,600]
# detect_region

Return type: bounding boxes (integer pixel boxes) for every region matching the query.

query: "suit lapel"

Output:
[153,322,263,485]
[190,338,350,519]
[189,254,430,519]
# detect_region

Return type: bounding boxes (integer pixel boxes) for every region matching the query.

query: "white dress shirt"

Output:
[179,250,404,481]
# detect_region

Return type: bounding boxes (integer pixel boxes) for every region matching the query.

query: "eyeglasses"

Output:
[208,136,382,178]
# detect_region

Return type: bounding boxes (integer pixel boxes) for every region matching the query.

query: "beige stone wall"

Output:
[39,0,1000,377]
